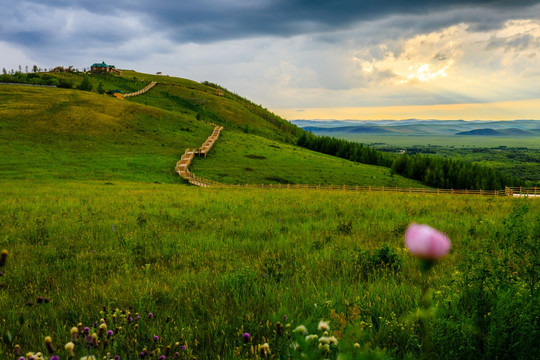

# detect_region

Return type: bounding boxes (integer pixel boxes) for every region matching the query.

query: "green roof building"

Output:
[91,61,121,75]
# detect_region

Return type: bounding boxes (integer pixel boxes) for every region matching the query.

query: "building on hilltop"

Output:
[91,62,122,75]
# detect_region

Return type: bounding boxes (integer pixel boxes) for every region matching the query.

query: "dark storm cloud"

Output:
[2,0,539,47]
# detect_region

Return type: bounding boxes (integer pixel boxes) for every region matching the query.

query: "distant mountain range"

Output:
[292,119,540,137]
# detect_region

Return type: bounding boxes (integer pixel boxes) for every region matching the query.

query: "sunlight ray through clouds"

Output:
[355,24,465,85]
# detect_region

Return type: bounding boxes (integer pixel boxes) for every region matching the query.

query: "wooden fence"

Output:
[220,183,507,196]
[505,187,540,197]
[123,81,156,98]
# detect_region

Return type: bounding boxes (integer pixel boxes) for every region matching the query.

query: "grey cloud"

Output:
[433,52,449,61]
[2,0,539,47]
[486,33,540,52]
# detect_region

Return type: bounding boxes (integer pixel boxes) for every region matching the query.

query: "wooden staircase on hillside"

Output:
[175,125,223,187]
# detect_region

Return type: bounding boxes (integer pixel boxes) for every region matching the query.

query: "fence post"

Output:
[368,185,371,192]
[437,188,440,195]
[382,186,385,192]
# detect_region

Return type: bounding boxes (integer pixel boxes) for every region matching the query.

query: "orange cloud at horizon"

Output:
[272,98,540,121]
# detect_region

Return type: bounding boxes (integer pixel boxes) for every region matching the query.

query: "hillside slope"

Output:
[0,83,422,187]
[50,70,301,143]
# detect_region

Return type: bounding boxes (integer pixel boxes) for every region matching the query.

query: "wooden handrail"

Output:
[123,81,157,98]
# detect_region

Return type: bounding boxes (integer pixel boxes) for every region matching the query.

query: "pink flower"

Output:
[405,223,450,260]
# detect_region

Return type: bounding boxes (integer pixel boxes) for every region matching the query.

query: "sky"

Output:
[1,0,540,120]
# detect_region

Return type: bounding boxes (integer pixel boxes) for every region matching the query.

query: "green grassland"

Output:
[190,130,421,186]
[0,181,538,359]
[331,133,540,149]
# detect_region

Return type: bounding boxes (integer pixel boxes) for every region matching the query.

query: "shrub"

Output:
[78,75,93,91]
[354,244,401,279]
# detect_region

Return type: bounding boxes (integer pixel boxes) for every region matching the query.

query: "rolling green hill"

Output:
[0,78,422,187]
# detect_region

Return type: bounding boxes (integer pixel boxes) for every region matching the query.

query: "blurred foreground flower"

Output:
[405,223,450,260]
[405,223,451,358]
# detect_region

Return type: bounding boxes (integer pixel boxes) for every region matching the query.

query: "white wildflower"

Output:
[305,334,319,343]
[318,320,330,332]
[293,325,308,335]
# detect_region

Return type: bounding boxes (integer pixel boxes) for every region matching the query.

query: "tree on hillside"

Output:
[58,78,74,89]
[97,81,105,94]
[32,65,38,73]
[78,75,93,91]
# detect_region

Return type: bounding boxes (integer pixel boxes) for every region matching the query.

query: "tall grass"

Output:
[0,180,537,359]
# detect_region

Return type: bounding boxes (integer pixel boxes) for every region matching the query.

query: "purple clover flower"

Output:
[154,335,159,342]
[148,313,153,319]
[107,330,114,337]
[243,332,251,343]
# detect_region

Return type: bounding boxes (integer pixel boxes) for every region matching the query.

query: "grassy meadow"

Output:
[0,180,538,359]
[1,74,538,359]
